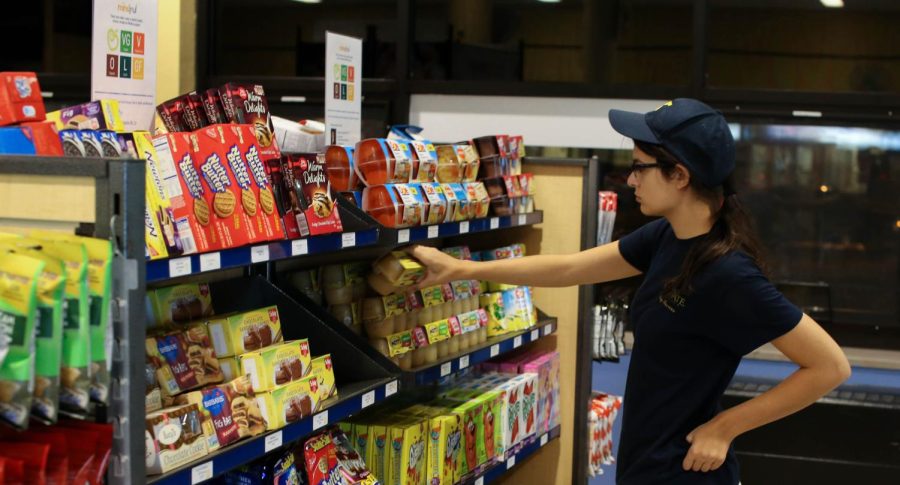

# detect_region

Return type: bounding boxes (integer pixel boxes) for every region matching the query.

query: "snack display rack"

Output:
[0,154,561,484]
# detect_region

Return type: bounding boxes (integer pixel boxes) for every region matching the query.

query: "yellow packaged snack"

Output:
[389,416,428,485]
[309,354,337,402]
[141,131,173,261]
[148,282,215,327]
[238,339,311,392]
[208,306,283,358]
[255,375,320,430]
[217,356,241,382]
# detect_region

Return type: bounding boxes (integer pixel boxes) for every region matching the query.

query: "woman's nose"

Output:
[627,171,638,188]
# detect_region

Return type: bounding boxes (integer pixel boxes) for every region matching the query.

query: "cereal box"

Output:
[310,354,337,402]
[238,339,311,392]
[281,153,343,237]
[255,375,319,430]
[233,124,284,241]
[207,306,283,358]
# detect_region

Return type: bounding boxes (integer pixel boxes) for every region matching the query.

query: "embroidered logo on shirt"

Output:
[659,294,686,313]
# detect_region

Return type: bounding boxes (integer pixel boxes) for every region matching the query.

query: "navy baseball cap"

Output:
[609,98,735,188]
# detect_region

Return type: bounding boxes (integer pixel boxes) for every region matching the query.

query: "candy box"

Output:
[229,124,284,241]
[176,375,267,449]
[281,153,344,237]
[218,83,280,160]
[152,132,220,254]
[192,124,258,248]
[148,282,213,327]
[47,99,124,131]
[511,373,539,442]
[366,422,390,481]
[207,305,283,358]
[145,403,209,475]
[0,72,45,126]
[440,398,485,474]
[256,375,319,430]
[310,354,337,402]
[238,339,311,392]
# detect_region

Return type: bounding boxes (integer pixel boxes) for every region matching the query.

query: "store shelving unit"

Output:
[459,426,562,485]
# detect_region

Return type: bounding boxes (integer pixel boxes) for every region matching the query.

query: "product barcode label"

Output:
[291,239,309,256]
[428,225,439,238]
[459,355,469,369]
[313,411,329,430]
[459,221,469,234]
[506,455,516,469]
[169,257,191,277]
[513,336,523,348]
[398,229,410,243]
[199,252,221,272]
[490,344,500,357]
[531,329,540,341]
[361,391,375,409]
[191,462,213,484]
[490,217,500,229]
[250,245,270,263]
[265,431,283,453]
[540,434,549,446]
[440,362,452,377]
[385,380,398,397]
[342,232,356,248]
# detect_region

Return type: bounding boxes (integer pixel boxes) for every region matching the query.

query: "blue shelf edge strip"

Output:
[464,425,562,485]
[149,378,399,485]
[147,228,380,282]
[415,319,558,386]
[396,211,542,245]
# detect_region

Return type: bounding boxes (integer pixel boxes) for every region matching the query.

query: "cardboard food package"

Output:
[0,72,45,126]
[206,305,283,358]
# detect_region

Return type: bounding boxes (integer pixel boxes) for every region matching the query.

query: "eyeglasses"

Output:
[629,161,663,176]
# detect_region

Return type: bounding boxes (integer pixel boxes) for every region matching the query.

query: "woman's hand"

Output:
[407,245,469,288]
[682,418,734,473]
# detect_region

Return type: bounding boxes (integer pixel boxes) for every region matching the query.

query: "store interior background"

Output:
[3,0,898,483]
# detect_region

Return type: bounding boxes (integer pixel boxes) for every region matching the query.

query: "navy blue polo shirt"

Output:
[615,218,802,485]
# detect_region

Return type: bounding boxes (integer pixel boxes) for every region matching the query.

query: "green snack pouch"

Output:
[0,252,43,429]
[33,240,92,414]
[0,241,67,423]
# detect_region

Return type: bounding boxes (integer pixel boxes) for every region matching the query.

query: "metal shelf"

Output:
[460,425,562,485]
[383,211,543,246]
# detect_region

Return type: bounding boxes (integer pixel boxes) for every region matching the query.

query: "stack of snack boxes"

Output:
[143,282,337,476]
[475,244,538,337]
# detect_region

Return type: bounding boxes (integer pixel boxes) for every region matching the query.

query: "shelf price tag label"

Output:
[506,455,516,469]
[291,239,309,256]
[199,252,221,272]
[169,257,191,278]
[191,462,213,484]
[531,329,540,341]
[361,390,376,409]
[490,344,500,357]
[513,336,522,349]
[398,229,410,243]
[459,221,469,234]
[427,225,439,239]
[265,431,283,453]
[385,380,398,397]
[459,355,469,369]
[440,362,452,377]
[341,232,356,248]
[251,245,270,263]
[544,324,553,336]
[475,478,484,485]
[490,217,500,229]
[313,411,329,430]
[518,214,527,226]
[540,434,549,447]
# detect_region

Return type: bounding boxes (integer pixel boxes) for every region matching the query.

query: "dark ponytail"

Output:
[633,141,766,302]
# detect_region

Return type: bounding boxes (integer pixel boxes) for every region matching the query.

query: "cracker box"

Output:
[310,354,337,402]
[153,132,220,254]
[255,375,319,430]
[207,305,283,357]
[238,339,311,392]
[145,403,209,475]
[218,83,280,160]
[192,124,257,248]
[46,99,124,131]
[148,282,214,327]
[281,153,343,237]
[176,375,267,449]
[0,72,45,126]
[233,124,284,241]
[389,416,428,485]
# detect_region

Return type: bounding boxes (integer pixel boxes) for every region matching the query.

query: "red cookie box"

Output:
[0,72,45,126]
[232,124,285,241]
[191,124,260,248]
[218,83,280,161]
[280,153,344,237]
[152,132,221,254]
[20,122,63,156]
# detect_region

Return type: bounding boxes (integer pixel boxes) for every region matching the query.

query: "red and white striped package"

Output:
[597,191,618,245]
[588,392,622,477]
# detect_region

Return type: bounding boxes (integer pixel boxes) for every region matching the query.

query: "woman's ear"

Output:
[674,164,691,189]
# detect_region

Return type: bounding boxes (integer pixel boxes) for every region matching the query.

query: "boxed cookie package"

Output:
[218,83,280,160]
[148,282,214,328]
[231,124,284,241]
[255,375,320,431]
[146,324,224,397]
[309,354,337,402]
[281,153,343,237]
[145,403,209,475]
[238,339,312,392]
[207,305,283,358]
[46,99,124,131]
[176,375,267,449]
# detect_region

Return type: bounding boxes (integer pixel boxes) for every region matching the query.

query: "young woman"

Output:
[408,99,851,484]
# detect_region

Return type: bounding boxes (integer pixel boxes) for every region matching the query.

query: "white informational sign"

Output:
[91,0,158,130]
[325,32,362,146]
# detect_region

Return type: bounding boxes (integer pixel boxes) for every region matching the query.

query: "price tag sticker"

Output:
[518,214,527,226]
[544,324,553,336]
[506,455,516,469]
[459,355,469,369]
[169,257,191,278]
[475,478,484,485]
[513,336,523,348]
[385,380,398,397]
[341,232,356,248]
[440,362,452,377]
[428,225,439,239]
[490,345,500,357]
[250,245,270,263]
[398,229,410,243]
[361,391,376,409]
[459,221,470,234]
[291,239,309,256]
[265,431,283,453]
[540,434,549,447]
[199,252,221,272]
[490,217,500,229]
[313,411,329,430]
[191,462,213,484]
[531,329,540,341]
